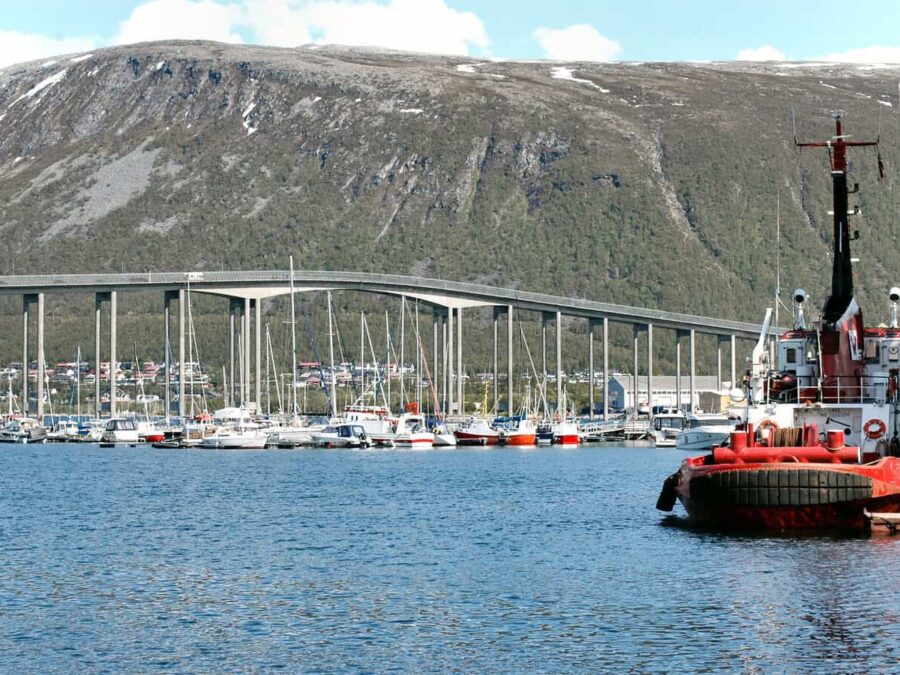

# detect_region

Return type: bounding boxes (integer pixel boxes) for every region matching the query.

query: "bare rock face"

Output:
[1,41,899,320]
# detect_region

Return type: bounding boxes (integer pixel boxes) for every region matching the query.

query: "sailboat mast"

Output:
[76,345,81,418]
[289,256,299,420]
[186,284,195,418]
[775,193,781,333]
[265,323,272,417]
[359,311,365,399]
[414,300,421,408]
[385,310,391,411]
[327,291,337,418]
[399,296,405,408]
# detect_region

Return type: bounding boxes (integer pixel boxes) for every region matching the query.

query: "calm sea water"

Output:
[1,443,898,672]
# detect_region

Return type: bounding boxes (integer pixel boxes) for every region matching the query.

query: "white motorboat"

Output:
[312,423,370,448]
[675,414,739,452]
[649,408,686,447]
[432,422,457,447]
[199,426,268,449]
[266,419,326,448]
[99,418,140,446]
[369,413,434,448]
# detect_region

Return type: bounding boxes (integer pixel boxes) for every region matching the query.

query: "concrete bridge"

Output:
[0,270,766,420]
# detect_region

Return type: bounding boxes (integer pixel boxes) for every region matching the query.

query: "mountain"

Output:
[1,41,899,370]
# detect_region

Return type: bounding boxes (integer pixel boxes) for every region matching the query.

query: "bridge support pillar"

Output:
[21,295,36,416]
[730,335,737,391]
[717,335,728,394]
[602,317,609,421]
[254,299,261,412]
[506,306,514,415]
[446,308,453,414]
[244,298,251,408]
[228,301,234,407]
[492,307,500,412]
[441,310,448,416]
[555,311,562,414]
[632,325,640,413]
[432,310,440,411]
[647,323,653,415]
[689,329,696,413]
[676,330,685,411]
[541,312,552,411]
[457,308,463,415]
[94,294,102,418]
[93,293,116,419]
[109,291,117,418]
[588,319,597,420]
[163,291,178,418]
[22,294,46,420]
[178,290,186,418]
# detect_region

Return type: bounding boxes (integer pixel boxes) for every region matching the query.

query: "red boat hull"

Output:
[503,433,536,446]
[668,457,900,531]
[554,434,579,445]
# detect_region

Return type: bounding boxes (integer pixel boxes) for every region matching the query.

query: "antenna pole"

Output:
[775,193,781,332]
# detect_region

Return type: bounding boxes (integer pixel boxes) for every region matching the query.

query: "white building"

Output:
[606,372,727,412]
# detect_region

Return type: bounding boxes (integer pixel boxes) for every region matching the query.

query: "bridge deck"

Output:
[0,270,765,338]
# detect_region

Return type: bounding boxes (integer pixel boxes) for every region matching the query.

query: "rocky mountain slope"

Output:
[1,41,899,368]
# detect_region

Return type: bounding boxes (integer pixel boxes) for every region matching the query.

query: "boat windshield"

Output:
[686,418,735,429]
[654,417,684,430]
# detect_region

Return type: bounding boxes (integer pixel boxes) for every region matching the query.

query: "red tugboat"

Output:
[657,113,900,533]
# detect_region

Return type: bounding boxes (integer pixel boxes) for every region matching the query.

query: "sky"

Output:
[2,0,900,69]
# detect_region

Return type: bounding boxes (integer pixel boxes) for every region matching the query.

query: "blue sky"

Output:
[2,0,900,68]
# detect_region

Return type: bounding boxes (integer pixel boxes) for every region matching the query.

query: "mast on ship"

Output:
[795,112,882,398]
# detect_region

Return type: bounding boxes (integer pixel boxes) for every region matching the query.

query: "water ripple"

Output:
[1,444,898,671]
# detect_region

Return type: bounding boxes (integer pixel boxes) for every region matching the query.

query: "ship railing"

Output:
[770,374,892,404]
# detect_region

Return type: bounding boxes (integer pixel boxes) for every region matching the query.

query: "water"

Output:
[1,443,898,672]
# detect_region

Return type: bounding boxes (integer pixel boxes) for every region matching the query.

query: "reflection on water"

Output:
[1,444,897,671]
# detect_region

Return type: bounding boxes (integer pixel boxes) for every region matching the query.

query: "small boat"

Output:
[552,420,579,446]
[675,414,739,452]
[649,408,686,447]
[431,422,457,447]
[454,415,500,446]
[99,418,140,446]
[500,416,537,446]
[0,418,48,444]
[311,423,370,448]
[266,418,327,448]
[536,422,554,445]
[198,426,268,449]
[369,412,434,448]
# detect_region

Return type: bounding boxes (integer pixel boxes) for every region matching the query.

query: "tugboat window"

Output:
[786,348,797,364]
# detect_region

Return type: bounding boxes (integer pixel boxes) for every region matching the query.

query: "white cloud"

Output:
[0,31,97,70]
[820,45,900,63]
[533,24,621,62]
[736,45,785,61]
[243,0,311,47]
[0,0,490,71]
[305,0,489,56]
[113,0,245,45]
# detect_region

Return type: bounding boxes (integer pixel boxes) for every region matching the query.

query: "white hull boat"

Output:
[100,418,140,446]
